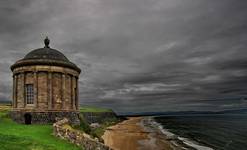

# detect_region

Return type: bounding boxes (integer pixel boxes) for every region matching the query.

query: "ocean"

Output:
[154,114,247,150]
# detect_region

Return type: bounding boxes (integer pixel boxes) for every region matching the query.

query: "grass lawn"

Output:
[0,104,114,150]
[80,106,112,113]
[0,105,82,150]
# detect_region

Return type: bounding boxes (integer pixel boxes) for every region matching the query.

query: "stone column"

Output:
[71,76,75,110]
[62,74,66,109]
[12,75,16,108]
[15,75,18,108]
[76,77,79,110]
[48,72,53,110]
[33,72,38,108]
[22,73,26,108]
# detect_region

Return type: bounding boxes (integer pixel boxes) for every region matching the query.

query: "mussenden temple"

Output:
[9,37,81,125]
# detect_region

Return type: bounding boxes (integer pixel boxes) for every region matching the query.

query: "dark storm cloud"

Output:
[1,0,247,113]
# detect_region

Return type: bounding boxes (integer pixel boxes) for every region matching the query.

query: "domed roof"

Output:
[23,47,69,62]
[24,37,69,62]
[11,37,81,73]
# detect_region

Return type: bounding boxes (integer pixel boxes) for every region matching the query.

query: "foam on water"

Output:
[150,118,214,150]
[151,119,176,138]
[178,137,214,150]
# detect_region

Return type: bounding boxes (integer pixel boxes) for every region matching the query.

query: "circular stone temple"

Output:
[10,37,81,125]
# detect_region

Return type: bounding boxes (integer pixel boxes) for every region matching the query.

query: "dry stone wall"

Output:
[53,118,111,150]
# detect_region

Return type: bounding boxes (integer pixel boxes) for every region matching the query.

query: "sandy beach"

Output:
[102,117,179,150]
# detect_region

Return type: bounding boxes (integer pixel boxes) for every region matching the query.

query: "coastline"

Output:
[152,117,214,150]
[138,117,181,150]
[101,117,182,150]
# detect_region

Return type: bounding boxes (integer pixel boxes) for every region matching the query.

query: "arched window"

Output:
[25,84,34,104]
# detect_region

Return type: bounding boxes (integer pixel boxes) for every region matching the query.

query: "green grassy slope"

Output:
[80,106,112,112]
[0,104,114,150]
[0,105,81,150]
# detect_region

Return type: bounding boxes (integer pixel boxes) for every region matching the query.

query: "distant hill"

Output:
[219,108,247,114]
[120,108,247,117]
[80,105,113,113]
[0,101,11,105]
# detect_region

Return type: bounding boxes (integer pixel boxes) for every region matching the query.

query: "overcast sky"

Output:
[0,0,247,113]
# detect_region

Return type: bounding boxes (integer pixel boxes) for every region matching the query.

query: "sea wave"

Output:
[177,137,214,150]
[150,117,214,150]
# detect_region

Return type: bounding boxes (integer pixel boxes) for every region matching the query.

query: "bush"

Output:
[73,114,91,134]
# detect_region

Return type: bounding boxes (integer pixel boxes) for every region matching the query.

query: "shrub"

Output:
[73,114,91,134]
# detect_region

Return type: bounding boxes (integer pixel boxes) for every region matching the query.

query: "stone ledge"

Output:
[11,109,80,112]
[11,59,81,73]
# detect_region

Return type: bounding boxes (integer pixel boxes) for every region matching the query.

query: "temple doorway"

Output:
[24,113,32,125]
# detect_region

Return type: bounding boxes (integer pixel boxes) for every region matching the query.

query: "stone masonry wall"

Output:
[12,65,79,111]
[17,73,24,108]
[53,118,111,150]
[53,73,62,110]
[38,72,48,109]
[9,111,80,125]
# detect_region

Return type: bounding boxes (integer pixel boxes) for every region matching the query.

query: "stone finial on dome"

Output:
[44,36,50,48]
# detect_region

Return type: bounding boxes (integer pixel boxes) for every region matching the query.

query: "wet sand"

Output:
[102,117,178,150]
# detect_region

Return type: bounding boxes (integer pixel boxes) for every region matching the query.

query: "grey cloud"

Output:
[1,0,247,112]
